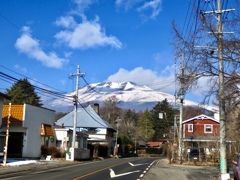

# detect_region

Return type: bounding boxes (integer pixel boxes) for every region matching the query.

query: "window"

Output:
[56,140,62,147]
[188,124,193,132]
[204,124,213,133]
[41,136,49,146]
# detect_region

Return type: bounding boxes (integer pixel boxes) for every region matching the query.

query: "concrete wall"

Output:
[55,128,72,149]
[22,104,55,158]
[55,129,88,149]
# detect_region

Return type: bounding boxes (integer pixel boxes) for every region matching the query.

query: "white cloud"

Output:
[137,0,162,19]
[54,17,122,49]
[71,0,96,17]
[193,76,217,96]
[107,66,176,94]
[107,66,215,103]
[55,16,78,29]
[115,0,140,10]
[15,26,68,69]
[115,0,162,19]
[54,0,122,50]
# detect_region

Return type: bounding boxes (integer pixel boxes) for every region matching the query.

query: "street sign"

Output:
[159,113,163,119]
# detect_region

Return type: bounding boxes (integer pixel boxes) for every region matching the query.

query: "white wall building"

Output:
[0,104,55,158]
[54,126,90,160]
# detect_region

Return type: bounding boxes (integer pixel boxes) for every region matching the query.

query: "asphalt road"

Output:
[1,157,230,180]
[1,157,159,180]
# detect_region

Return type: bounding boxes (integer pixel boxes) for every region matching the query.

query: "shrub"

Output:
[98,145,108,157]
[41,145,48,156]
[146,147,162,154]
[41,145,65,158]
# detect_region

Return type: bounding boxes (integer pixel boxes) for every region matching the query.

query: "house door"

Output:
[8,132,23,157]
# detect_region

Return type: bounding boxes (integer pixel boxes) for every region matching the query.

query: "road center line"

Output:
[72,162,126,180]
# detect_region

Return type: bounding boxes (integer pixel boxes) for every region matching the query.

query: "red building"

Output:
[182,114,220,148]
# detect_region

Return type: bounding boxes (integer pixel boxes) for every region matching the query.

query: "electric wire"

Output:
[77,100,109,127]
[0,71,73,102]
[0,65,67,94]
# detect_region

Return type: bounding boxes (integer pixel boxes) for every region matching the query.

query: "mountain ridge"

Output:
[43,81,215,113]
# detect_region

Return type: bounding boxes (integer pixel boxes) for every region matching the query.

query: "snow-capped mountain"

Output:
[43,81,214,113]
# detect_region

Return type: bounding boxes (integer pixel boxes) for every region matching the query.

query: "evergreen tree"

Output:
[123,109,139,126]
[150,99,175,141]
[138,109,155,141]
[4,78,42,106]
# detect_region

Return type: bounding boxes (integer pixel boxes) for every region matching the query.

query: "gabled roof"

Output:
[55,105,114,130]
[182,114,219,124]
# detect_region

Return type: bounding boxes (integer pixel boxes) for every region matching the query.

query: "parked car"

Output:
[232,153,240,180]
[188,148,205,161]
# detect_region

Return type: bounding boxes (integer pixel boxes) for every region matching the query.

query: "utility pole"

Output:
[178,53,184,163]
[201,1,234,179]
[172,115,178,162]
[3,103,11,166]
[217,1,231,178]
[69,65,85,161]
[217,0,227,177]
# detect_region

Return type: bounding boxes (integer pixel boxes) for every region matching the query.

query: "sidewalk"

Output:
[142,158,232,180]
[0,158,79,178]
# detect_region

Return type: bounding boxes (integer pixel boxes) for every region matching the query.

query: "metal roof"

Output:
[182,114,219,124]
[55,105,114,130]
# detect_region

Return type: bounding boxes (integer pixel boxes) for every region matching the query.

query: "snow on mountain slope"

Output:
[43,81,215,112]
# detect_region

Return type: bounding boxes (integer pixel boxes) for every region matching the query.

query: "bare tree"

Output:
[99,96,122,125]
[172,2,240,106]
[183,106,209,120]
[172,2,240,141]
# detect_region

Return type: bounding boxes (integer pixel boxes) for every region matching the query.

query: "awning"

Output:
[41,124,54,136]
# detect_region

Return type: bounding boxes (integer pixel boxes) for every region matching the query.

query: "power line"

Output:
[78,101,108,128]
[0,71,73,102]
[0,64,68,94]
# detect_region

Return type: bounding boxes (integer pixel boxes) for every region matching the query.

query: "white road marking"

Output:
[128,162,148,166]
[109,169,140,178]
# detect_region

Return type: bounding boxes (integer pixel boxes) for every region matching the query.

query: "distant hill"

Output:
[43,81,215,113]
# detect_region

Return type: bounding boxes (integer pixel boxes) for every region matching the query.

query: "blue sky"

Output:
[0,0,216,104]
